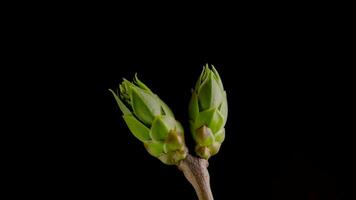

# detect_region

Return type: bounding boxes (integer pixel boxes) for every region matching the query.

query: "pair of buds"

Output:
[110,64,228,165]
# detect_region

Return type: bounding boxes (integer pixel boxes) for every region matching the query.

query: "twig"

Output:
[178,154,214,200]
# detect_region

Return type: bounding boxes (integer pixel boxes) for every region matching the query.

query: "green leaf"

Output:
[123,115,151,142]
[188,91,199,121]
[209,142,222,156]
[175,121,184,135]
[211,65,224,91]
[209,110,224,133]
[189,120,196,140]
[219,91,228,125]
[201,64,210,82]
[150,116,175,141]
[196,107,224,133]
[144,141,164,157]
[109,89,131,115]
[198,71,223,111]
[215,128,225,143]
[131,87,161,125]
[133,73,152,92]
[194,108,214,129]
[194,65,207,91]
[158,97,174,117]
[158,153,174,165]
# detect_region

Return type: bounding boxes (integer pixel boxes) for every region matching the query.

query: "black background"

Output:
[13,9,353,200]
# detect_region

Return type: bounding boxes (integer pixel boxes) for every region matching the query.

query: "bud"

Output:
[189,64,228,159]
[110,74,187,165]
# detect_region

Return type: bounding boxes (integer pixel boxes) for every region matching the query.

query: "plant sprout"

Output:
[110,64,228,200]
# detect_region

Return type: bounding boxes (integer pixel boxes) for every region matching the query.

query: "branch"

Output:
[178,154,214,200]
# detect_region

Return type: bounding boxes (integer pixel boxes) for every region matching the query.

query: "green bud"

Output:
[189,64,228,159]
[198,69,223,111]
[110,75,188,165]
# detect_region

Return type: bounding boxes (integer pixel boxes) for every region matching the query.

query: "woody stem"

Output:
[178,154,214,200]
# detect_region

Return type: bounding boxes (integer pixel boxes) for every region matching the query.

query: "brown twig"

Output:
[178,154,214,200]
